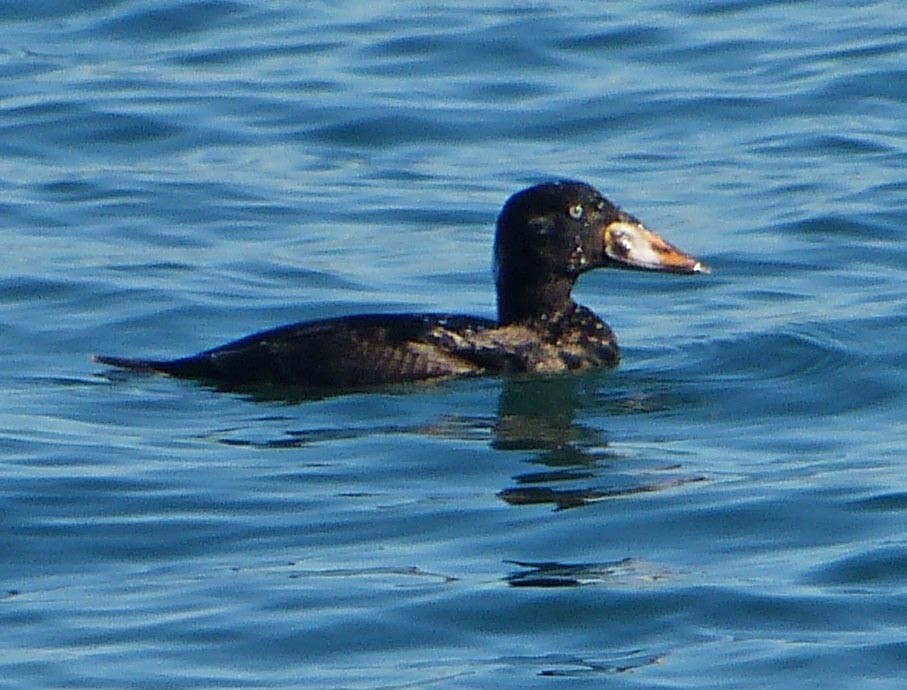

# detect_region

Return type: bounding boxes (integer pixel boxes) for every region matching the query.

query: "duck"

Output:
[94,180,708,388]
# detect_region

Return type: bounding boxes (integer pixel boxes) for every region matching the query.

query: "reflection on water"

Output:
[505,557,670,588]
[198,372,704,511]
[493,376,705,510]
[498,476,704,510]
[498,651,664,677]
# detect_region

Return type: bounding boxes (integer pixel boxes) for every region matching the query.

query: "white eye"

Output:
[568,204,584,220]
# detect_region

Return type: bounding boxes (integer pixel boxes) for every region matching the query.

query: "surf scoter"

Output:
[95,181,708,388]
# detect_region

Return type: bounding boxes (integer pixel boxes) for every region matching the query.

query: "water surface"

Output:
[2,1,907,688]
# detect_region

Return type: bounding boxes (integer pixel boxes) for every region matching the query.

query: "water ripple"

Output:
[4,2,907,689]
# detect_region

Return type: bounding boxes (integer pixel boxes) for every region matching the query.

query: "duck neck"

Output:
[496,274,577,326]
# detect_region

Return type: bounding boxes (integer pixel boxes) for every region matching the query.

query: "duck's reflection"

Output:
[504,557,670,588]
[493,375,610,510]
[201,373,702,590]
[491,375,603,455]
[493,375,702,511]
[208,372,701,512]
[490,375,704,589]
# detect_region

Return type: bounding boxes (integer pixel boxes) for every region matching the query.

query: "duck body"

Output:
[95,307,618,387]
[96,181,706,389]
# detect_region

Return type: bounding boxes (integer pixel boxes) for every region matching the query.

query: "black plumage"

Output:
[95,181,708,389]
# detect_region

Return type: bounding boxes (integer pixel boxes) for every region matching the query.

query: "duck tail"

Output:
[93,354,162,373]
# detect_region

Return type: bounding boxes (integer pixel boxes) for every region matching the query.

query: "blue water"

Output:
[3,1,907,688]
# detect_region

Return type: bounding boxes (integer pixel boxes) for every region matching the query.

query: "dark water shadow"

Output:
[498,650,664,677]
[404,649,663,681]
[491,375,704,511]
[171,369,706,512]
[504,557,671,588]
[99,364,704,514]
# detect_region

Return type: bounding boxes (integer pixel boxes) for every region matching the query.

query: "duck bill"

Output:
[603,218,710,274]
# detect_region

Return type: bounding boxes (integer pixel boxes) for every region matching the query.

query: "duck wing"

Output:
[95,313,497,388]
